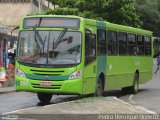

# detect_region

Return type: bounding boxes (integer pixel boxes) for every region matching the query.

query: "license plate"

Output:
[40,82,52,86]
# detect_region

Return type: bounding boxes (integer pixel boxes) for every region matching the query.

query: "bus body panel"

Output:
[106,56,152,91]
[15,63,84,94]
[16,76,83,94]
[96,21,107,91]
[83,21,97,94]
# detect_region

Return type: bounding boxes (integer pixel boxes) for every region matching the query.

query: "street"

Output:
[0,92,37,114]
[0,92,79,114]
[119,73,160,114]
[0,71,160,114]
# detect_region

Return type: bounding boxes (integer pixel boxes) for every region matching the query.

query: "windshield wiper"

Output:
[53,28,68,49]
[33,18,45,47]
[34,29,46,46]
[33,26,47,53]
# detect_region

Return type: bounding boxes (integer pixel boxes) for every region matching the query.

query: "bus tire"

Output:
[95,78,103,96]
[121,87,130,94]
[122,73,139,94]
[130,73,139,94]
[37,92,52,103]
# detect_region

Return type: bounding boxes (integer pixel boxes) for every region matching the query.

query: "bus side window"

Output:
[85,33,96,65]
[118,32,127,55]
[97,29,106,55]
[144,36,151,56]
[107,30,118,56]
[137,35,144,56]
[128,34,136,55]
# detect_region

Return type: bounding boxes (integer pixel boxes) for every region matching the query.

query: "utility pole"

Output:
[38,0,42,13]
[30,0,33,14]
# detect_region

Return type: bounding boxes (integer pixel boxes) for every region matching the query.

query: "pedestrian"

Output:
[154,52,160,73]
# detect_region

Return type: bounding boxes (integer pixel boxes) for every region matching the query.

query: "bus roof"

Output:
[22,15,152,36]
[105,22,152,36]
[23,15,82,19]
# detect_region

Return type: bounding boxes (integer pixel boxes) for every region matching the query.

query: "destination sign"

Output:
[23,17,80,29]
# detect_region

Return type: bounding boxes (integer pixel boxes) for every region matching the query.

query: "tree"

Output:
[46,0,142,27]
[107,0,142,27]
[136,0,160,36]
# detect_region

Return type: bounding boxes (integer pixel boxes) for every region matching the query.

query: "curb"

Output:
[114,97,157,114]
[0,87,15,94]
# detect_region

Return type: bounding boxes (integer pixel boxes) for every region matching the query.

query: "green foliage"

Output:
[29,0,160,37]
[46,0,142,27]
[106,0,142,27]
[136,0,160,36]
[46,8,79,15]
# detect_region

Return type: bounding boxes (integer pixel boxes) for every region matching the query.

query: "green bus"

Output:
[15,15,153,103]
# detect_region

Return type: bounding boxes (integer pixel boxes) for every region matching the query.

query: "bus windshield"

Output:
[18,30,81,66]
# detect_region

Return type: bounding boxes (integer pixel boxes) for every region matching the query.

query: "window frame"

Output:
[144,36,152,56]
[107,30,118,56]
[128,33,137,56]
[97,29,107,55]
[137,35,145,56]
[85,33,96,65]
[118,32,127,55]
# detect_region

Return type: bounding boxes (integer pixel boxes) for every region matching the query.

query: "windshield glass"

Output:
[18,30,81,66]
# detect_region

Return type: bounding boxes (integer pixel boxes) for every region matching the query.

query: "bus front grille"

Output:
[33,73,61,76]
[30,69,65,76]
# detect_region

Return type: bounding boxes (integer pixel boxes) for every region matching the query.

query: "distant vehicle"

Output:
[15,15,153,103]
[153,37,160,57]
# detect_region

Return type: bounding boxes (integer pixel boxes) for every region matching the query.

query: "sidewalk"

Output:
[6,97,157,120]
[0,87,15,94]
[10,97,150,114]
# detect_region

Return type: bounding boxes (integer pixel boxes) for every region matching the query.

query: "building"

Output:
[0,0,53,86]
[0,0,53,27]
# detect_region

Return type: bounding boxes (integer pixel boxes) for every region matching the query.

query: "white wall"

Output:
[0,3,31,26]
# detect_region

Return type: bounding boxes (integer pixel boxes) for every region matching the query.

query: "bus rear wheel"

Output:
[130,73,139,94]
[122,73,139,94]
[37,92,52,103]
[95,78,103,96]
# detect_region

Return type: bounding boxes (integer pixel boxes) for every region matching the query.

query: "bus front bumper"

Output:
[15,76,83,95]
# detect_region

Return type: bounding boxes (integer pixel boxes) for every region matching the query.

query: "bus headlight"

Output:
[68,70,82,80]
[15,68,26,78]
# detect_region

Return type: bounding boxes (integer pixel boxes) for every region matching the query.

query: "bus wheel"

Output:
[122,73,139,94]
[95,78,103,96]
[37,92,52,103]
[131,73,139,94]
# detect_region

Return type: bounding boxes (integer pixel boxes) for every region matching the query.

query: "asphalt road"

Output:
[0,92,38,114]
[119,73,160,114]
[0,91,79,114]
